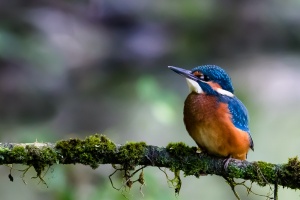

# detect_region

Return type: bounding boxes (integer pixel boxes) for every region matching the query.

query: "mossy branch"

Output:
[0,134,299,190]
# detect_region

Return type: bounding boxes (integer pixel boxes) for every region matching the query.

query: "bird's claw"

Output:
[223,157,233,171]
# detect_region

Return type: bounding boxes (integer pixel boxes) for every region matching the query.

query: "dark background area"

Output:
[0,1,300,199]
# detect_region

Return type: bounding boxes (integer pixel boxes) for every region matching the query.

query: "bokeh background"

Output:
[1,1,300,199]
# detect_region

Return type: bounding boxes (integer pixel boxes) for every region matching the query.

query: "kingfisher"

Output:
[168,65,254,161]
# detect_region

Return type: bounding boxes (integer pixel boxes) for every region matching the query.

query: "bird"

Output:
[168,65,254,161]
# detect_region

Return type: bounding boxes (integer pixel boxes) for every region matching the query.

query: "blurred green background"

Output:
[1,1,300,199]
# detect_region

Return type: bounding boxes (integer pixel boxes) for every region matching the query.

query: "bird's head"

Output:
[168,65,234,97]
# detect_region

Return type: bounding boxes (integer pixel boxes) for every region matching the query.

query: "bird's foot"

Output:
[223,157,233,171]
[196,147,202,154]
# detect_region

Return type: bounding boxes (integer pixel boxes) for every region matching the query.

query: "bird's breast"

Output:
[184,92,218,126]
[183,92,250,159]
[184,93,220,150]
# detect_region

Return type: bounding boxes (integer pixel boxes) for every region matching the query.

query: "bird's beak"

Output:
[168,66,198,82]
[168,66,204,94]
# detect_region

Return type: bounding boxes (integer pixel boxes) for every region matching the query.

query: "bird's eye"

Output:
[195,74,210,82]
[193,71,210,81]
[199,74,210,81]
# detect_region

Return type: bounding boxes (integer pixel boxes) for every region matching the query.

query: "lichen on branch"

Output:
[0,134,299,191]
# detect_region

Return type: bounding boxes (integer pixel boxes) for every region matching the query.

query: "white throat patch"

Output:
[216,88,234,97]
[186,78,234,97]
[186,78,203,93]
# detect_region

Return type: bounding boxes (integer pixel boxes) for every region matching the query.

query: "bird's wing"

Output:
[220,95,254,150]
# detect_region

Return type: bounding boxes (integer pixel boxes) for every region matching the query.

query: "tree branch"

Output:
[0,134,299,190]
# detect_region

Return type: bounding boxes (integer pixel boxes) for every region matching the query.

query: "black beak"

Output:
[168,66,198,82]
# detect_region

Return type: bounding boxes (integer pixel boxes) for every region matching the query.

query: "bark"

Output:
[0,134,299,190]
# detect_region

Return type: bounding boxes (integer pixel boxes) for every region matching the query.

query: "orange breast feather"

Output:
[184,93,250,160]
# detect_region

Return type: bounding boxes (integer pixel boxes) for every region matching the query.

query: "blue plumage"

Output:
[168,65,254,158]
[192,65,254,151]
[192,65,234,93]
[220,95,254,150]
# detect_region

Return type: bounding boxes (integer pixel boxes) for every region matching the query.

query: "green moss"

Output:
[0,147,10,153]
[254,161,277,186]
[225,160,277,187]
[166,142,195,157]
[10,146,28,163]
[170,169,182,195]
[280,157,300,188]
[251,157,300,188]
[25,145,58,176]
[287,157,300,171]
[117,141,147,167]
[166,142,200,173]
[226,166,244,178]
[55,134,117,169]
